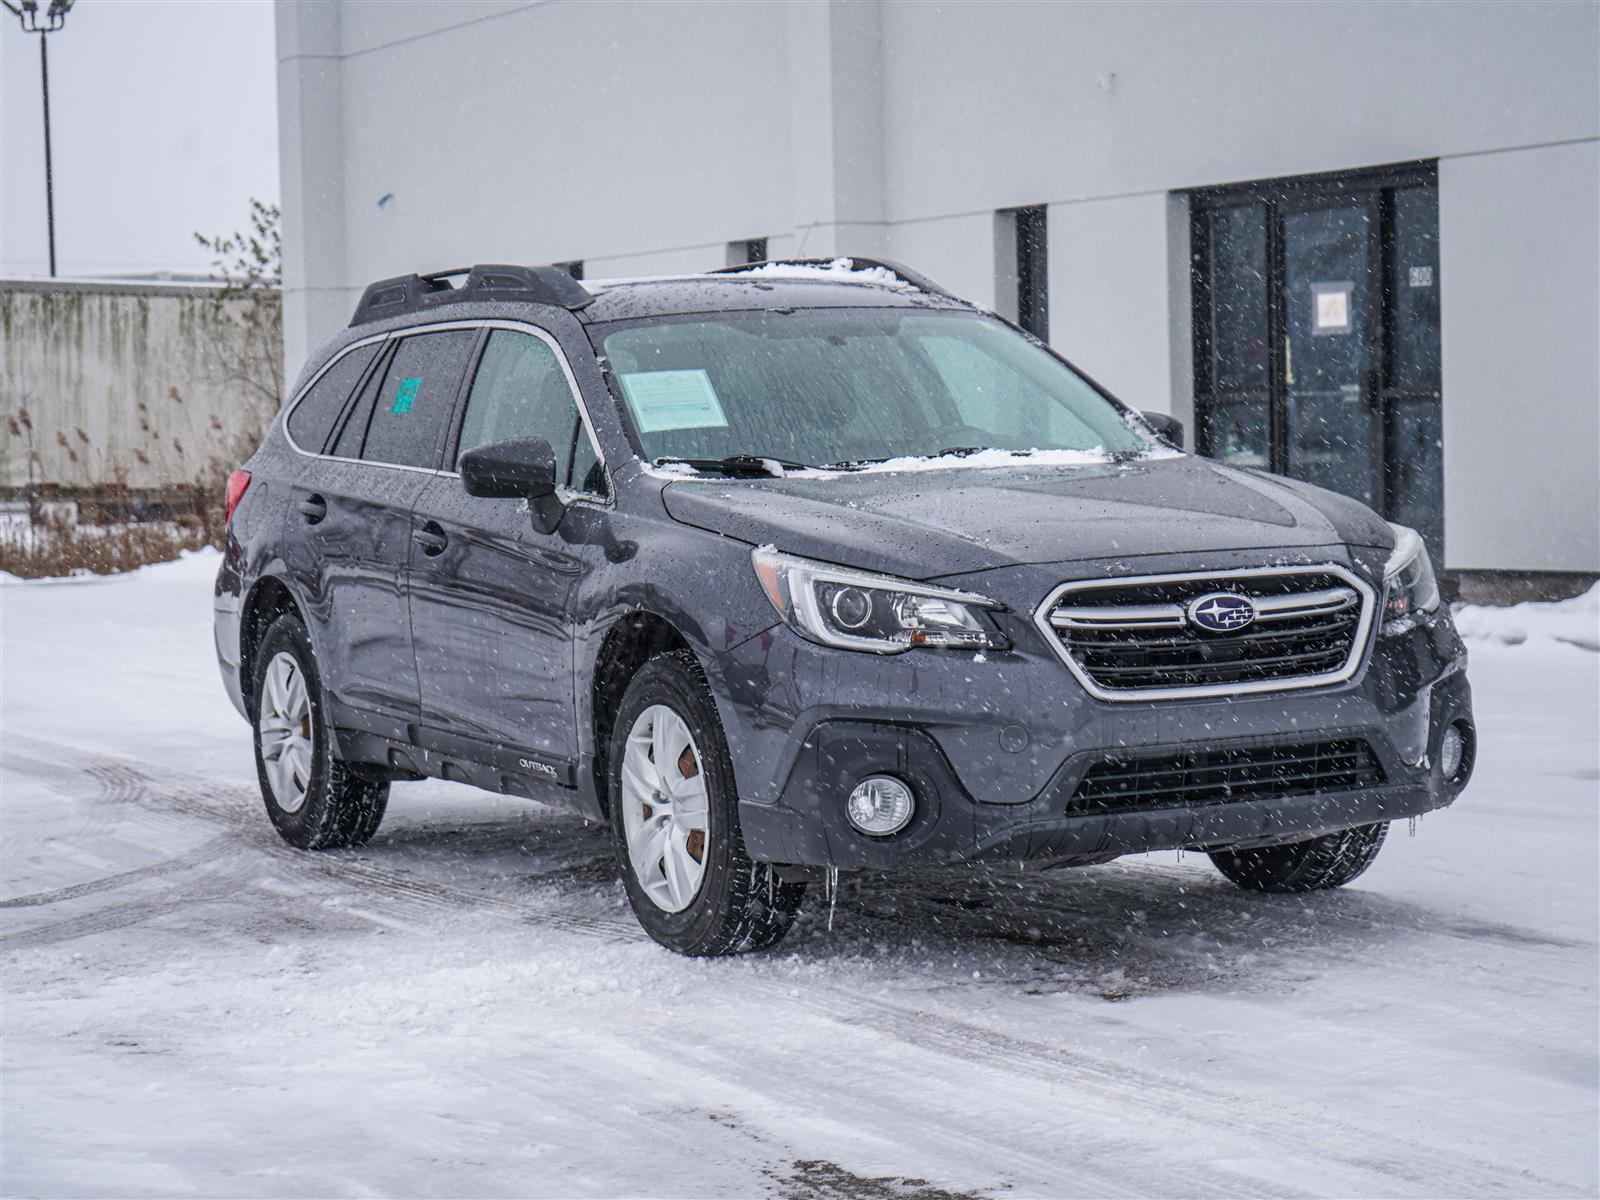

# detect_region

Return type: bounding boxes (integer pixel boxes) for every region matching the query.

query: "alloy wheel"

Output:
[258,651,314,814]
[621,704,710,913]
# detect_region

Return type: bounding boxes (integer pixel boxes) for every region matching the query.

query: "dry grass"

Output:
[0,513,214,580]
[0,474,228,580]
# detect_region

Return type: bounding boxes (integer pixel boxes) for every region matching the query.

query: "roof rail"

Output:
[707,257,960,301]
[348,263,593,327]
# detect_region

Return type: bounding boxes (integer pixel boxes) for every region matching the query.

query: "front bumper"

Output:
[738,671,1471,868]
[711,549,1473,869]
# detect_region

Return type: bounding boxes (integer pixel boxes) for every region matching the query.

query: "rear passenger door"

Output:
[407,325,608,781]
[282,326,477,739]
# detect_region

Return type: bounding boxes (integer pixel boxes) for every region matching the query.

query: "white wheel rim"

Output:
[258,651,314,814]
[621,704,710,913]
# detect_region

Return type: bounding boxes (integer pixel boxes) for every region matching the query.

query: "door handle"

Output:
[298,494,327,524]
[1360,369,1381,410]
[412,521,448,557]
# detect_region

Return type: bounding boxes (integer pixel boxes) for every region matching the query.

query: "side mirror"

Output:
[1141,411,1185,447]
[460,437,565,532]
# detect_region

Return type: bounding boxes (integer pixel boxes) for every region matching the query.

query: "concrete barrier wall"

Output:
[0,280,282,491]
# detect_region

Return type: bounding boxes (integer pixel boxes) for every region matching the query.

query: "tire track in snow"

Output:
[0,834,236,909]
[783,983,1557,1197]
[2,733,643,945]
[0,870,245,950]
[3,734,1575,1196]
[842,862,1584,1001]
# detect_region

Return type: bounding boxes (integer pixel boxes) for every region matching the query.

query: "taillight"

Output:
[225,469,252,525]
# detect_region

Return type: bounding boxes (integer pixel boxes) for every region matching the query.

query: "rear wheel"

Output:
[251,614,388,850]
[1209,822,1388,893]
[609,651,804,956]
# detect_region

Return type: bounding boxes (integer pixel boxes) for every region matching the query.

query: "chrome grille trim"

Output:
[1034,564,1377,702]
[1047,585,1359,632]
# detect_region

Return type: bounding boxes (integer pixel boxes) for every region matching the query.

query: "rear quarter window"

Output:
[286,342,380,453]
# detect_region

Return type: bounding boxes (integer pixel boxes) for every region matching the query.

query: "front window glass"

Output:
[599,309,1149,468]
[455,329,605,495]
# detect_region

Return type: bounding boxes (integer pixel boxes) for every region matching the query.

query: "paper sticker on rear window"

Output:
[391,376,421,414]
[619,369,728,432]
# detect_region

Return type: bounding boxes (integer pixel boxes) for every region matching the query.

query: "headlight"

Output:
[1382,522,1441,628]
[750,547,1007,653]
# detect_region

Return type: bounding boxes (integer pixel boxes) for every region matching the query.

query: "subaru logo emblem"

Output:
[1187,592,1257,633]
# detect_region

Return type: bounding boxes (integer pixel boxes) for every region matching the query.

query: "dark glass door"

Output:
[1192,165,1444,561]
[1281,196,1380,508]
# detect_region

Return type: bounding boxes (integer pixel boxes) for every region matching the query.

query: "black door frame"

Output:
[1190,160,1441,543]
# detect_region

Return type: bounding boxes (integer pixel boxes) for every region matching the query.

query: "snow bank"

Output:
[1455,581,1599,651]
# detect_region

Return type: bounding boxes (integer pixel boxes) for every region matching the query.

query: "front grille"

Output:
[1071,738,1385,814]
[1039,568,1372,698]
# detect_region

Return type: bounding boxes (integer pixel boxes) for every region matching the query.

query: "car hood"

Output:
[659,454,1392,580]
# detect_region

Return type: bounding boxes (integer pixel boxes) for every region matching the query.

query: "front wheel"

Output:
[1209,822,1388,893]
[608,651,805,956]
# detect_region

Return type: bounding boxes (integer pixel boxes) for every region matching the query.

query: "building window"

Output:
[726,238,768,267]
[556,260,584,280]
[999,206,1048,341]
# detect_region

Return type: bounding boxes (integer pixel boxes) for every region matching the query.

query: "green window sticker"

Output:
[391,376,421,415]
[619,369,728,433]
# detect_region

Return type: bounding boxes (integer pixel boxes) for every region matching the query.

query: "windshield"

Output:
[598,308,1151,469]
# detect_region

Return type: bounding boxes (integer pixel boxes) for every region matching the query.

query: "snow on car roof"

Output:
[578,262,967,322]
[587,258,917,292]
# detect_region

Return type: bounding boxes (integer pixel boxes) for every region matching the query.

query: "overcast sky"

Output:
[0,0,278,279]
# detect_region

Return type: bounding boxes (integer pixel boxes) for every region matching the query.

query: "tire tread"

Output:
[1209,822,1388,893]
[252,614,389,851]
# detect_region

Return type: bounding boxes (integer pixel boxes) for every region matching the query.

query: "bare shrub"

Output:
[0,510,210,579]
[2,444,231,579]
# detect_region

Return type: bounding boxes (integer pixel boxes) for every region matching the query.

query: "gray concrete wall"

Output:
[0,280,282,490]
[275,0,1599,572]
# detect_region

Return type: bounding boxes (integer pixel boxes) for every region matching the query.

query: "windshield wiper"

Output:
[935,445,991,458]
[655,454,816,478]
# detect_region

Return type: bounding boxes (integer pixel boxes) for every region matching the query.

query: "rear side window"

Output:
[329,346,389,460]
[286,343,380,453]
[456,329,604,495]
[359,330,478,469]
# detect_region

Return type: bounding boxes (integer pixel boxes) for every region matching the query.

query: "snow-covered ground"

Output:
[3,551,1596,1198]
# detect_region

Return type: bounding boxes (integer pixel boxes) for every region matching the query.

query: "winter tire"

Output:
[250,613,389,850]
[609,650,805,956]
[1209,822,1388,893]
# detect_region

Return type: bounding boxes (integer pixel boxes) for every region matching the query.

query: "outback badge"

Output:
[1187,591,1257,633]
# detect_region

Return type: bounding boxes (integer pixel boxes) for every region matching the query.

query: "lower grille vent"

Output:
[1071,738,1384,814]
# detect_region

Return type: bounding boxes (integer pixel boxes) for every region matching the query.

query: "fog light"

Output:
[1440,723,1466,781]
[846,775,914,836]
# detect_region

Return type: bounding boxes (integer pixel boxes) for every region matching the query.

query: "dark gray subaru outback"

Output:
[213,258,1474,956]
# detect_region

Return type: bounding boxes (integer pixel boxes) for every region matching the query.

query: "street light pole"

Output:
[3,0,77,278]
[40,31,55,276]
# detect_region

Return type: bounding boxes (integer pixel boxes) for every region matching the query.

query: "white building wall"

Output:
[1440,140,1600,573]
[276,0,1599,573]
[275,1,350,379]
[1047,194,1174,416]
